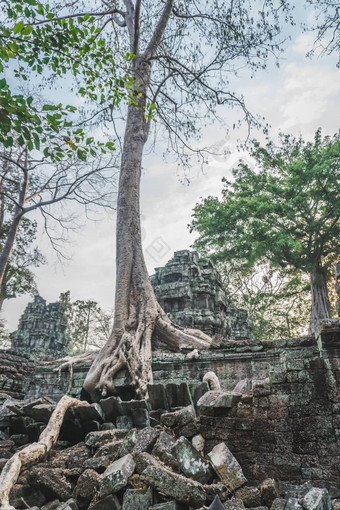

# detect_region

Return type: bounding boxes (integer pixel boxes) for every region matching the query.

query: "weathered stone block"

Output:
[147,384,169,411]
[118,429,138,456]
[140,462,206,508]
[122,488,152,510]
[152,431,179,471]
[197,391,242,416]
[224,499,246,510]
[260,479,280,507]
[165,382,193,409]
[171,436,212,483]
[116,415,133,429]
[89,495,121,510]
[73,469,99,508]
[270,499,286,510]
[27,467,73,501]
[208,442,247,490]
[208,495,225,510]
[73,403,105,423]
[160,405,195,428]
[285,499,302,510]
[55,499,78,510]
[99,396,123,421]
[132,427,160,453]
[99,454,135,497]
[302,488,332,510]
[235,486,261,507]
[85,429,129,448]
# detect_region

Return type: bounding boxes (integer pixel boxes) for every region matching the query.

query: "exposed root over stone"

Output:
[82,303,213,402]
[203,371,221,391]
[0,396,89,510]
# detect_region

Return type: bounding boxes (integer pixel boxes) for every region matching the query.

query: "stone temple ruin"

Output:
[151,250,253,343]
[0,251,340,510]
[10,295,70,359]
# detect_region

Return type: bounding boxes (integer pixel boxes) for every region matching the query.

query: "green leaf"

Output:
[21,25,33,36]
[13,21,24,34]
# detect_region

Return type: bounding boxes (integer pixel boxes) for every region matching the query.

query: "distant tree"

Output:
[59,293,113,354]
[218,260,311,339]
[0,217,45,311]
[191,129,340,335]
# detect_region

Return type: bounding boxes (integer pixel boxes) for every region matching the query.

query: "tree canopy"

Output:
[191,129,340,334]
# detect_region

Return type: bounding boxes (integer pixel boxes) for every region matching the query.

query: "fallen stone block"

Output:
[131,408,150,428]
[302,488,332,510]
[10,433,29,446]
[73,469,99,509]
[270,499,286,510]
[203,483,230,504]
[83,456,112,473]
[93,440,123,460]
[197,391,242,416]
[99,396,123,421]
[285,499,302,510]
[151,431,179,471]
[118,429,138,456]
[175,417,200,438]
[149,502,181,510]
[209,495,226,510]
[116,415,133,429]
[165,382,193,409]
[89,495,121,510]
[100,423,116,431]
[260,479,280,508]
[85,429,129,448]
[235,486,261,507]
[140,462,206,508]
[122,488,152,510]
[279,483,312,501]
[171,436,212,483]
[160,405,195,428]
[147,384,169,411]
[132,451,159,474]
[27,467,73,501]
[99,454,136,498]
[9,483,46,508]
[132,427,160,453]
[224,499,246,510]
[208,442,247,491]
[55,499,78,510]
[73,404,105,423]
[24,403,55,423]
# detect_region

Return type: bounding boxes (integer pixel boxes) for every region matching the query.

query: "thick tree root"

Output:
[83,308,213,401]
[0,396,89,510]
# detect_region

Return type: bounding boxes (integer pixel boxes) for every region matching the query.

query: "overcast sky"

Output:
[3,15,340,331]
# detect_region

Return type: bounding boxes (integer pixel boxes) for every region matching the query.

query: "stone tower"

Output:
[151,250,253,343]
[10,295,70,359]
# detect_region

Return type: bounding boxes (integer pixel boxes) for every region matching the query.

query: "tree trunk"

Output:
[0,211,22,290]
[83,57,212,402]
[309,265,331,335]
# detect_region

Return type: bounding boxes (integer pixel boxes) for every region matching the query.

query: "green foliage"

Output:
[191,129,340,332]
[0,0,133,160]
[219,260,311,339]
[0,217,45,305]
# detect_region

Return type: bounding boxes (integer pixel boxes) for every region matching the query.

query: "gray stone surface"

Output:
[302,488,332,510]
[85,429,129,448]
[171,436,212,483]
[99,454,135,498]
[140,462,206,508]
[160,405,195,428]
[122,489,152,510]
[208,442,247,491]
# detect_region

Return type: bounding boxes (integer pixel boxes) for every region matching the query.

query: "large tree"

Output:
[191,129,340,335]
[45,0,302,402]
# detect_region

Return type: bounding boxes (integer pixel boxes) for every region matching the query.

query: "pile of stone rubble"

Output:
[0,382,337,510]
